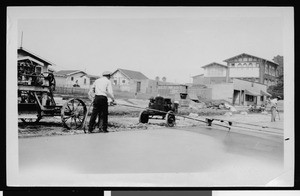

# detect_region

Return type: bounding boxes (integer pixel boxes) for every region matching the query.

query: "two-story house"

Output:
[224,53,279,86]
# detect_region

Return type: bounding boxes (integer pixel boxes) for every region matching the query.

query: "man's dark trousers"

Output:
[88,95,108,132]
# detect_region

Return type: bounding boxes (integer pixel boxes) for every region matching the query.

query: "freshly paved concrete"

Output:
[18,126,284,186]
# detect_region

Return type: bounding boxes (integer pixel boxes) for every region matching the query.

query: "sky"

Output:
[15,7,286,84]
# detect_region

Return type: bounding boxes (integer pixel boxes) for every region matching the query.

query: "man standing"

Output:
[88,71,115,133]
[269,96,281,122]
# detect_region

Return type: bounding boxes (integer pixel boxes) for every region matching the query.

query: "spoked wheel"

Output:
[139,110,149,123]
[61,98,87,129]
[165,111,176,127]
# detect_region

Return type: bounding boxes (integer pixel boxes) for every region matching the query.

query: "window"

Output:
[180,93,187,99]
[260,96,264,101]
[35,66,42,74]
[114,80,117,85]
[122,80,126,84]
[84,78,86,84]
[71,77,74,81]
[246,95,254,102]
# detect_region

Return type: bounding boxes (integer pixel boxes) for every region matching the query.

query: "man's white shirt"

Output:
[91,77,114,99]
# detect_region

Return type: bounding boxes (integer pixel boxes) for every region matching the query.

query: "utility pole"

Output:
[20,31,23,48]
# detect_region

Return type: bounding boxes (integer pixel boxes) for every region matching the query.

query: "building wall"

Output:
[188,86,212,100]
[54,76,67,87]
[111,71,148,93]
[112,78,148,93]
[207,83,234,103]
[192,75,204,84]
[18,53,49,73]
[226,55,278,86]
[111,71,130,85]
[145,79,158,94]
[233,78,268,106]
[193,76,227,85]
[55,72,89,88]
[204,65,227,77]
[228,61,260,78]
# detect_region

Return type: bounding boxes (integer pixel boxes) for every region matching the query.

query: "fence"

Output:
[54,86,156,100]
[54,86,89,95]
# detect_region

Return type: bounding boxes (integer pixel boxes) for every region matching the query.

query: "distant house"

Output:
[18,47,54,75]
[224,53,279,86]
[111,68,149,93]
[192,62,229,85]
[54,70,90,88]
[189,53,277,105]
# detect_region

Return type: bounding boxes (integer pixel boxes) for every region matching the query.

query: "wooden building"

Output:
[54,70,90,88]
[111,68,149,93]
[224,53,279,86]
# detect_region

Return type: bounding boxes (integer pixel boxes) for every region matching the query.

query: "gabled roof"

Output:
[87,74,101,79]
[202,62,228,68]
[223,53,279,66]
[18,47,54,66]
[54,70,87,77]
[112,68,148,80]
[192,74,204,78]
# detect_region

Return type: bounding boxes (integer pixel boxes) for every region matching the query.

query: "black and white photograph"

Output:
[6,7,294,187]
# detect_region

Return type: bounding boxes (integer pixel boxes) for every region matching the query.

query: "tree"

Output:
[273,55,284,76]
[267,74,283,99]
[267,55,284,99]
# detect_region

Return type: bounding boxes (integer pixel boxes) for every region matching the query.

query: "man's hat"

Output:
[102,71,112,76]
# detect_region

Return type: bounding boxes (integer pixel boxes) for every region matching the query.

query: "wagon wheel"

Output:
[165,111,176,127]
[61,98,87,129]
[139,110,149,123]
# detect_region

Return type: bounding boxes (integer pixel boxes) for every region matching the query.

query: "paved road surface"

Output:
[18,126,284,186]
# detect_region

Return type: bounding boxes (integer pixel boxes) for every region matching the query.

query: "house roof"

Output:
[112,68,148,80]
[223,53,279,66]
[87,74,101,79]
[192,74,204,78]
[54,70,87,77]
[202,62,228,68]
[18,47,54,66]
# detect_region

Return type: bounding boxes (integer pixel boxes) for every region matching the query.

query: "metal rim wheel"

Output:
[61,98,87,129]
[166,111,176,127]
[139,110,149,123]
